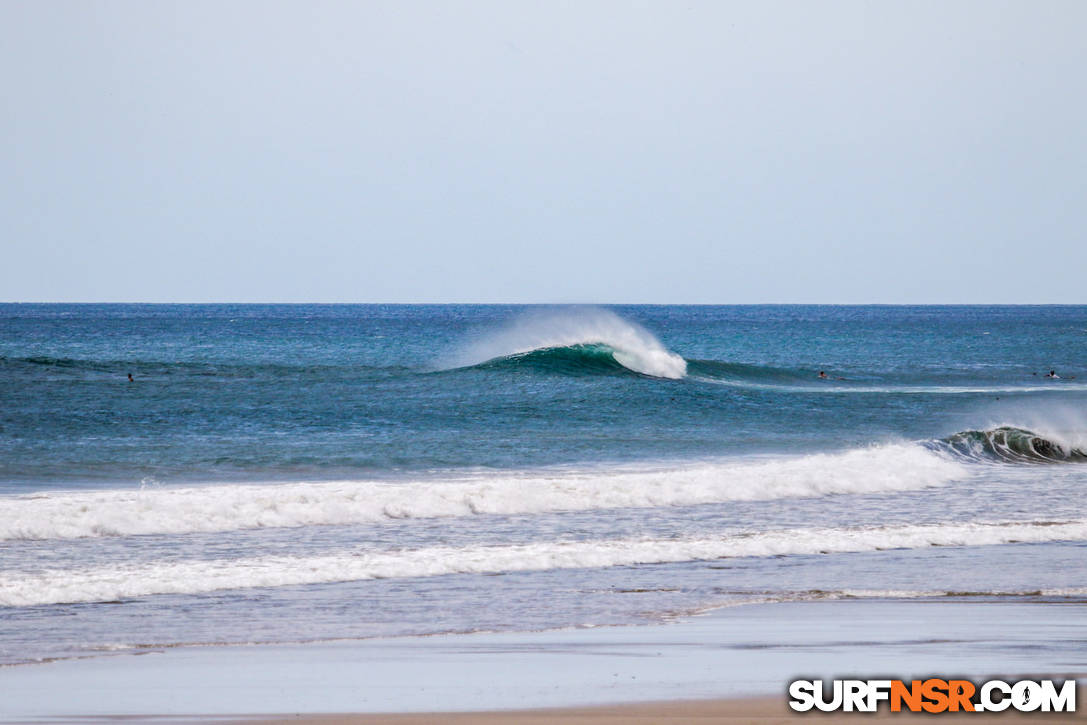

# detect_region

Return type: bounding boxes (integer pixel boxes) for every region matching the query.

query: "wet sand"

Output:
[3,599,1085,721]
[247,695,1086,724]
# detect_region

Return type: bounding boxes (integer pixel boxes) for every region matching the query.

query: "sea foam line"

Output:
[690,376,1087,394]
[0,444,968,540]
[2,520,1084,607]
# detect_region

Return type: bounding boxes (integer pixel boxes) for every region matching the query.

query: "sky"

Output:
[1,0,1085,303]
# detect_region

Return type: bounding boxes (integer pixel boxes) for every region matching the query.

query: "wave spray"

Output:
[445,307,688,379]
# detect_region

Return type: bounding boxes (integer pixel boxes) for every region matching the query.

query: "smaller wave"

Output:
[10,355,114,373]
[684,360,1087,394]
[4,356,406,381]
[4,519,1084,606]
[443,308,687,379]
[690,370,1087,395]
[686,360,813,385]
[938,427,1087,464]
[0,444,967,541]
[20,356,83,368]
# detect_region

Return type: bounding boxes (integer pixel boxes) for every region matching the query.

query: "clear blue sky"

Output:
[2,1,1084,303]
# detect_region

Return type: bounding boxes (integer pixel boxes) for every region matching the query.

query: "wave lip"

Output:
[939,426,1087,463]
[0,444,968,541]
[3,519,1084,607]
[444,307,687,379]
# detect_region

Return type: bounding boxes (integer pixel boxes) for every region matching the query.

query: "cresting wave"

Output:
[0,444,966,541]
[444,308,688,379]
[469,344,640,377]
[2,519,1084,607]
[939,426,1087,463]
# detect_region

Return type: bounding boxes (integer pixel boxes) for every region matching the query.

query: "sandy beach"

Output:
[248,695,1086,724]
[3,599,1084,722]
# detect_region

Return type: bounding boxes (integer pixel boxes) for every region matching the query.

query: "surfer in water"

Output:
[127,373,134,382]
[818,371,828,379]
[1045,370,1060,379]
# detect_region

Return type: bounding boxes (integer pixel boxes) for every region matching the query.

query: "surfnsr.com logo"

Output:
[789,679,1077,713]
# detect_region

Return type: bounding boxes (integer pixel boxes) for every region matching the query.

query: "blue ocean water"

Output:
[1,304,1085,665]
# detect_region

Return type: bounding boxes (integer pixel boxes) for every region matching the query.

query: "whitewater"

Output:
[0,443,966,540]
[4,519,1085,607]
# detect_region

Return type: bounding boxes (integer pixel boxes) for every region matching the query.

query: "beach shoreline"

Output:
[4,598,1084,722]
[240,694,1086,724]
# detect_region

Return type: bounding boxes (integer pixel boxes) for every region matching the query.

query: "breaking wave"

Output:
[444,308,687,379]
[0,444,966,541]
[3,519,1083,606]
[938,426,1087,463]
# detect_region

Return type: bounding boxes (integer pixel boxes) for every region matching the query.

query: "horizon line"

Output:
[1,301,1084,307]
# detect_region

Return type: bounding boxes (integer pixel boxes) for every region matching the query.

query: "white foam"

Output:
[831,587,1087,600]
[3,519,1084,607]
[692,377,1087,394]
[0,444,968,541]
[983,415,1087,453]
[446,307,688,379]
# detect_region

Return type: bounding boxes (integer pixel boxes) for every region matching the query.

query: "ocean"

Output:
[1,304,1085,667]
